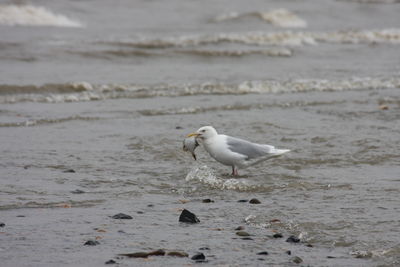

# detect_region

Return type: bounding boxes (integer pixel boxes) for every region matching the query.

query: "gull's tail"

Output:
[241,147,290,168]
[271,148,290,156]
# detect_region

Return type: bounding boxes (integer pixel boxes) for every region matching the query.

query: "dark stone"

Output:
[0,222,5,227]
[199,247,210,250]
[292,256,303,264]
[16,215,25,217]
[237,199,248,203]
[112,213,133,219]
[176,126,183,129]
[63,169,76,173]
[147,204,154,207]
[105,259,116,264]
[249,198,261,204]
[202,199,214,203]
[71,189,85,194]
[179,209,200,223]
[306,243,313,247]
[236,231,250,236]
[258,258,265,261]
[119,249,165,258]
[327,256,336,259]
[273,233,283,238]
[241,237,254,240]
[286,250,291,255]
[84,240,100,246]
[286,235,300,243]
[137,211,144,214]
[167,251,188,257]
[257,251,269,255]
[191,253,205,261]
[235,226,244,230]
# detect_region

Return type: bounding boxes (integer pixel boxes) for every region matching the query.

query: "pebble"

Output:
[249,198,261,204]
[176,126,183,129]
[306,243,313,247]
[63,169,76,173]
[286,235,300,243]
[235,226,244,231]
[292,256,303,264]
[111,213,133,219]
[286,250,291,255]
[71,189,85,194]
[120,249,166,258]
[273,233,283,238]
[236,231,250,237]
[105,259,116,264]
[202,198,214,203]
[0,222,5,227]
[379,104,389,110]
[179,209,200,223]
[199,247,210,250]
[257,251,269,255]
[84,240,100,246]
[237,199,248,203]
[241,237,254,240]
[191,253,205,261]
[167,251,189,257]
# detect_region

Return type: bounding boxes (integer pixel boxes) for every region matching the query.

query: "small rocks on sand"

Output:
[179,209,200,223]
[202,198,214,203]
[273,233,283,238]
[249,198,261,204]
[84,240,100,246]
[105,259,116,264]
[191,253,206,261]
[286,235,300,243]
[292,256,303,264]
[257,251,269,255]
[111,213,133,219]
[63,169,76,173]
[236,231,250,237]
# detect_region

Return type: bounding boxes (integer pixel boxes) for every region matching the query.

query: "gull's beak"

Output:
[187,132,200,137]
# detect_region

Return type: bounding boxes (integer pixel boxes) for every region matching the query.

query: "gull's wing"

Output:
[225,136,276,160]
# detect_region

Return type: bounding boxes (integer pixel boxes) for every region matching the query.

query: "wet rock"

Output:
[112,213,133,219]
[147,204,154,207]
[258,258,265,261]
[0,222,5,227]
[237,199,248,203]
[71,189,85,194]
[327,256,336,259]
[306,243,313,247]
[16,215,25,217]
[286,250,291,255]
[235,226,244,231]
[176,126,183,129]
[179,209,200,223]
[286,235,300,243]
[119,249,165,258]
[199,247,210,250]
[292,256,303,264]
[202,198,214,203]
[241,237,254,240]
[236,231,250,237]
[273,233,283,238]
[191,253,205,261]
[257,251,269,255]
[63,169,76,173]
[84,240,100,246]
[105,259,116,264]
[137,211,144,214]
[167,251,188,257]
[249,198,261,204]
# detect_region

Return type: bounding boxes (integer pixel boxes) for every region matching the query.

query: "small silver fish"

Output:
[183,136,199,160]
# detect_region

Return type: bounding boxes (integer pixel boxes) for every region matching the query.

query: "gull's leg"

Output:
[232,166,238,176]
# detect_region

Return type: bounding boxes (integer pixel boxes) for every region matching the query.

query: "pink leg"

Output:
[232,166,239,176]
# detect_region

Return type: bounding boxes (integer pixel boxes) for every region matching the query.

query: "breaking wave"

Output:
[0,4,82,27]
[1,77,400,104]
[213,9,307,28]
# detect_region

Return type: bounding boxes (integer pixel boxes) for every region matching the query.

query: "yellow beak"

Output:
[187,132,200,137]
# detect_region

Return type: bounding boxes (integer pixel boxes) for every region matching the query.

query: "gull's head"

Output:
[187,126,218,140]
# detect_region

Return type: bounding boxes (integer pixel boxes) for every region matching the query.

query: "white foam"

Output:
[214,9,307,28]
[0,4,82,27]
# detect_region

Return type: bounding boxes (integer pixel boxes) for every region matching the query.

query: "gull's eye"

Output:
[201,129,206,133]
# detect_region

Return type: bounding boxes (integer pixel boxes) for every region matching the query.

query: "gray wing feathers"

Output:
[226,136,276,160]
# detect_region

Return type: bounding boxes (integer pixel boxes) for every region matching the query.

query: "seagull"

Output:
[187,126,290,176]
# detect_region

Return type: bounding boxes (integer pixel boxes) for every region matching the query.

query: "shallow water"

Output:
[1,0,400,266]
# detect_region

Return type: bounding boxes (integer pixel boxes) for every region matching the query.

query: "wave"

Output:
[213,9,307,28]
[0,116,100,127]
[0,4,82,27]
[107,28,400,48]
[1,77,399,103]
